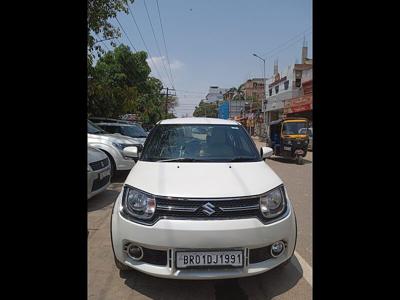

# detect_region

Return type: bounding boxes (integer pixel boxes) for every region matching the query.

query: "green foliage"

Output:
[193,101,218,118]
[88,0,134,59]
[88,45,176,125]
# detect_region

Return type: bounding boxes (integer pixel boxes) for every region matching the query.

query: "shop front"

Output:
[283,94,313,124]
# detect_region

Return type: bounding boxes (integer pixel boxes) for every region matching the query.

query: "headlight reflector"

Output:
[260,185,286,219]
[122,187,156,220]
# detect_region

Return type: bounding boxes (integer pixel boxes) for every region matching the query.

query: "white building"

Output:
[205,86,229,103]
[262,43,312,128]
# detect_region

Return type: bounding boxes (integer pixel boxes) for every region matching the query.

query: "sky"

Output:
[108,0,312,117]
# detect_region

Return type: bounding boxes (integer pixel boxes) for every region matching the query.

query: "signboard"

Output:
[284,95,312,114]
[218,101,229,119]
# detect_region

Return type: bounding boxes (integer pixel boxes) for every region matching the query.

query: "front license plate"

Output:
[284,146,291,151]
[99,170,109,180]
[176,250,243,269]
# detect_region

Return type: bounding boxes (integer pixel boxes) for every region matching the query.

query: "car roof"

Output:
[158,117,240,125]
[97,122,139,127]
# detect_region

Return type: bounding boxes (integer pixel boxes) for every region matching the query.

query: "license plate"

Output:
[284,146,291,151]
[176,250,243,269]
[99,170,109,180]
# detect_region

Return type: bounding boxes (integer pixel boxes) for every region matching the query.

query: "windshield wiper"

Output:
[158,158,206,162]
[228,157,257,162]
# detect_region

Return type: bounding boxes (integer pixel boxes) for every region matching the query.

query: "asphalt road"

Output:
[88,139,312,299]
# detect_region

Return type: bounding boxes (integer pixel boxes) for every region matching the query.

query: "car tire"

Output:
[114,255,132,271]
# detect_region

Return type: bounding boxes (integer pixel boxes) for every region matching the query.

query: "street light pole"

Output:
[252,53,267,138]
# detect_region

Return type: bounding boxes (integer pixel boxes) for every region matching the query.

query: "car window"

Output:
[121,125,147,138]
[141,124,260,162]
[88,120,106,134]
[100,125,118,134]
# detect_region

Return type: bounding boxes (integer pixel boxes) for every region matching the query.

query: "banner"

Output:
[284,95,312,114]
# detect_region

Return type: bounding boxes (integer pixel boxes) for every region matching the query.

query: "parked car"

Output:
[96,122,148,143]
[111,117,297,279]
[87,120,145,176]
[88,147,111,199]
[299,127,313,151]
[89,117,136,125]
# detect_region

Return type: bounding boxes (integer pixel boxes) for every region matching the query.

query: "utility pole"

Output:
[165,87,169,116]
[161,87,176,119]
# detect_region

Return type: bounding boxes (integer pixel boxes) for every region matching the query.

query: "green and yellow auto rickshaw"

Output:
[267,118,310,165]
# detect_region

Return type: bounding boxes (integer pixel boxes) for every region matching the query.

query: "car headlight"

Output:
[260,185,287,219]
[122,186,156,220]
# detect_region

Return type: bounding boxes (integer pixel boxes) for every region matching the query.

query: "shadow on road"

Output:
[111,170,130,183]
[118,257,302,300]
[88,189,119,212]
[268,157,312,165]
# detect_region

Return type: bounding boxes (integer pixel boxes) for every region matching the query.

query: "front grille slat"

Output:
[89,158,109,171]
[155,197,260,220]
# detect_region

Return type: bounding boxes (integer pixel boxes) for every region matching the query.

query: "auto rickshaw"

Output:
[267,118,310,164]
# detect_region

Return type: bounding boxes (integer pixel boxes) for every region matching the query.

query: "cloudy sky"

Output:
[111,0,312,117]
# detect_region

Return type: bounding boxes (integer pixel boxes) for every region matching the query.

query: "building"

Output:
[240,78,265,103]
[205,86,229,103]
[263,42,313,135]
[283,67,312,124]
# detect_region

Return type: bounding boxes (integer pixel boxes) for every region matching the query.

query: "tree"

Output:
[88,0,134,60]
[88,44,173,125]
[193,100,218,118]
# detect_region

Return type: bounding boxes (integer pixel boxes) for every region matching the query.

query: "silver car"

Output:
[88,146,111,199]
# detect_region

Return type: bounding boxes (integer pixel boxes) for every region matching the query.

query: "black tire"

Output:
[114,255,132,271]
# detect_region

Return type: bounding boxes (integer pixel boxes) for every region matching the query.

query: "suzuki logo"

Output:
[201,202,216,216]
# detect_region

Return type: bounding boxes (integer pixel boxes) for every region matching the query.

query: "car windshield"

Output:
[121,125,148,138]
[88,120,107,134]
[282,122,307,135]
[141,124,260,162]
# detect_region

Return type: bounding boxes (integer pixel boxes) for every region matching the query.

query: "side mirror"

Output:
[260,147,273,159]
[123,146,138,158]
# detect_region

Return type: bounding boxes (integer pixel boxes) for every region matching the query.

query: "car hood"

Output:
[87,146,107,164]
[124,161,283,198]
[88,133,143,145]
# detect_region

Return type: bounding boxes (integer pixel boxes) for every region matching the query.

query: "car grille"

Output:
[154,197,261,220]
[89,158,109,171]
[91,175,110,191]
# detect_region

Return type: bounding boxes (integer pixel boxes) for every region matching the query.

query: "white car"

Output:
[95,122,148,144]
[88,120,145,175]
[87,147,111,199]
[111,118,297,279]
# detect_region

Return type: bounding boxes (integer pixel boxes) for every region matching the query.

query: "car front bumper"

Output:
[111,193,297,279]
[87,165,111,199]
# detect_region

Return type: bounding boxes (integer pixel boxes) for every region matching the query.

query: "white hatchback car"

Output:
[88,120,145,175]
[111,118,297,279]
[87,147,111,199]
